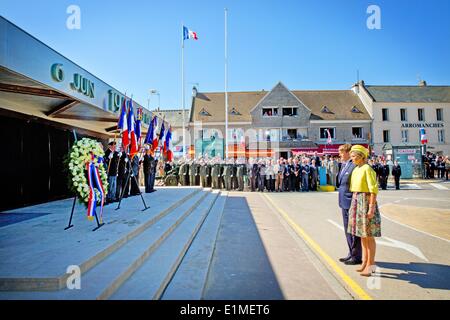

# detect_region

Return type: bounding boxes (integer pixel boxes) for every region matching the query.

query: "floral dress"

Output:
[348,192,381,238]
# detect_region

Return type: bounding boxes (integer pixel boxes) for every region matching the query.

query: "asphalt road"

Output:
[203,180,450,300]
[259,184,450,300]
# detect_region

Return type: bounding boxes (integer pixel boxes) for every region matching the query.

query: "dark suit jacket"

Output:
[338,160,355,210]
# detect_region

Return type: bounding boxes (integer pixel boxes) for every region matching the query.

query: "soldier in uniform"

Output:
[206,160,212,187]
[211,158,220,189]
[219,159,225,190]
[223,160,232,191]
[189,160,197,186]
[230,159,238,190]
[236,160,245,191]
[248,158,257,192]
[199,159,208,188]
[178,159,188,186]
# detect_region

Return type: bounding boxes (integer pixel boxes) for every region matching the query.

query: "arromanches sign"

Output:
[401,123,444,128]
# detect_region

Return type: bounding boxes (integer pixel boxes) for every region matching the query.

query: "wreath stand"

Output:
[64,196,105,232]
[64,130,105,232]
[116,162,150,211]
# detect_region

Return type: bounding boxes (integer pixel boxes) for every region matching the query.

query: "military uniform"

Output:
[189,163,197,186]
[206,164,212,187]
[178,163,188,186]
[231,163,238,190]
[199,163,208,188]
[211,163,221,189]
[237,164,245,191]
[219,163,225,189]
[223,164,232,191]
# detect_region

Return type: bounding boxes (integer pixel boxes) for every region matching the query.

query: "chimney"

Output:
[418,80,427,86]
[351,83,360,94]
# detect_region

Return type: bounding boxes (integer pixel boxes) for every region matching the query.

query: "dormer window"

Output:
[321,106,332,113]
[351,106,362,113]
[230,107,241,115]
[199,108,211,116]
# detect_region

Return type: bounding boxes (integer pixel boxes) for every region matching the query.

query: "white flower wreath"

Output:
[68,138,109,205]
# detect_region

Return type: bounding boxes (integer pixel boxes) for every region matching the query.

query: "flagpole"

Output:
[224,8,229,159]
[181,22,186,158]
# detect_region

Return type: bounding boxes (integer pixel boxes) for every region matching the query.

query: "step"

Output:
[0,187,202,292]
[161,192,228,300]
[0,189,210,299]
[110,191,221,300]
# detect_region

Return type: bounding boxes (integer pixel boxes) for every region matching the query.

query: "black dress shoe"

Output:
[339,256,351,262]
[344,259,363,265]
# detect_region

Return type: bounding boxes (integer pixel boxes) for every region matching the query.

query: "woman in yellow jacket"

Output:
[348,145,381,277]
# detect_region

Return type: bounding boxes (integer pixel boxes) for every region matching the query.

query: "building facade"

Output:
[353,80,450,156]
[189,82,372,159]
[0,17,152,210]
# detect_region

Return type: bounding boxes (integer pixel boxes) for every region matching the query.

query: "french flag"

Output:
[144,116,158,150]
[183,26,198,40]
[118,97,129,149]
[135,107,142,147]
[127,100,139,157]
[420,128,428,144]
[158,120,165,147]
[164,126,173,162]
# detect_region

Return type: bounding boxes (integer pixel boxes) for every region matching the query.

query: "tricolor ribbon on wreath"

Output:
[86,153,106,222]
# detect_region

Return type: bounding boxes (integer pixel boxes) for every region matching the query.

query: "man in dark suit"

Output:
[104,142,120,203]
[392,160,402,190]
[337,144,362,265]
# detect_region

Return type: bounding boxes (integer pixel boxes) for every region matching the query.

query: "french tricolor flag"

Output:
[118,97,129,149]
[183,26,198,40]
[127,100,139,157]
[420,128,428,144]
[164,127,173,162]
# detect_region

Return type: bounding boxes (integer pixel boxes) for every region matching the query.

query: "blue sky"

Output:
[1,0,449,110]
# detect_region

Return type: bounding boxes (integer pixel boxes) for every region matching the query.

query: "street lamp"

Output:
[150,89,160,110]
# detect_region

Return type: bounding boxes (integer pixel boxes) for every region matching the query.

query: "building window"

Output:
[438,130,445,143]
[320,128,336,140]
[199,108,211,116]
[400,108,407,121]
[382,108,389,121]
[401,130,409,143]
[351,106,362,113]
[418,108,425,121]
[287,129,298,139]
[321,106,332,113]
[262,107,278,117]
[436,108,443,121]
[230,107,241,115]
[383,130,390,143]
[282,107,298,117]
[352,127,363,139]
